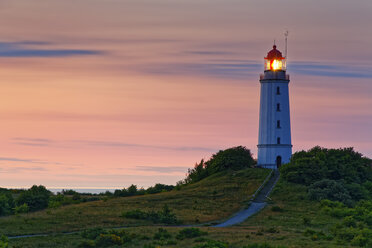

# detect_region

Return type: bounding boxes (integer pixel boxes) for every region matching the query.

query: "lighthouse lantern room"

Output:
[257,45,292,169]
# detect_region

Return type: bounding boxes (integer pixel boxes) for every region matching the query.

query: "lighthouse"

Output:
[257,45,292,169]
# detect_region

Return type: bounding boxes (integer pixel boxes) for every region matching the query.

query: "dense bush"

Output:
[153,228,172,240]
[308,179,353,205]
[320,199,372,246]
[281,147,372,204]
[14,203,29,214]
[146,184,175,194]
[243,244,288,248]
[281,147,371,186]
[185,146,255,184]
[114,183,174,197]
[95,234,123,246]
[81,227,106,240]
[16,185,51,212]
[79,228,137,247]
[122,205,179,224]
[0,235,8,248]
[193,240,228,248]
[176,228,208,240]
[0,193,14,216]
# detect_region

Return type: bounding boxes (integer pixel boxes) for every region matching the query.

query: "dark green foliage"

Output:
[95,233,123,246]
[308,179,353,205]
[61,189,78,195]
[146,184,174,194]
[302,216,311,226]
[193,240,228,248]
[13,203,29,214]
[0,235,8,248]
[270,206,283,212]
[81,227,106,240]
[176,228,208,240]
[186,146,255,184]
[122,209,148,219]
[77,240,95,248]
[143,244,156,248]
[0,192,14,216]
[114,183,174,197]
[79,228,136,247]
[206,146,254,173]
[243,243,288,248]
[281,146,372,204]
[281,146,372,186]
[153,228,172,240]
[16,185,51,212]
[321,199,372,246]
[122,205,179,224]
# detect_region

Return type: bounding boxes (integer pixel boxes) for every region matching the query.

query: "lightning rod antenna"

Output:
[284,30,289,59]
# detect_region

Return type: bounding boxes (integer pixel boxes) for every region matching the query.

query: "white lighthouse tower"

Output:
[257,45,292,169]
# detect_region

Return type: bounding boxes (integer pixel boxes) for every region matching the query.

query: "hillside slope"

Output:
[0,168,269,236]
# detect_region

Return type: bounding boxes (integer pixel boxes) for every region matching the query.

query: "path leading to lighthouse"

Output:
[213,169,280,227]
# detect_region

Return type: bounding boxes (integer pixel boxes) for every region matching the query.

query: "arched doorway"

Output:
[276,156,282,168]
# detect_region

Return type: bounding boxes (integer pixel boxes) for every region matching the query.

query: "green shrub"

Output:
[77,240,95,248]
[143,244,156,248]
[122,209,148,219]
[153,228,172,240]
[243,243,288,248]
[16,185,51,212]
[308,179,353,205]
[281,147,372,204]
[81,227,106,239]
[48,200,62,209]
[193,240,228,248]
[0,194,13,216]
[176,228,208,240]
[302,217,311,225]
[122,205,179,224]
[0,235,8,248]
[14,203,29,214]
[342,216,357,227]
[303,229,316,236]
[271,206,283,212]
[185,146,254,184]
[96,234,123,246]
[107,229,135,243]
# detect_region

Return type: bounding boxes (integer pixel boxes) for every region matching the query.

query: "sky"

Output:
[0,0,371,189]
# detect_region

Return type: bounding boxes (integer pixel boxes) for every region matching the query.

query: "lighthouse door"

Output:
[276,156,282,169]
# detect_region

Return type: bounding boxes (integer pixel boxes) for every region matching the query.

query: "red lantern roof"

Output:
[265,45,284,60]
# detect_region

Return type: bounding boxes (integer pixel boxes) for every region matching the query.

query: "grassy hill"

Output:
[4,146,372,247]
[7,177,351,248]
[0,168,269,237]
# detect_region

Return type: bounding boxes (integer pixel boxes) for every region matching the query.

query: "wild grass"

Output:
[8,177,354,248]
[0,168,269,236]
[239,179,346,247]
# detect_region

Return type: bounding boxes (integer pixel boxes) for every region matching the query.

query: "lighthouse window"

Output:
[277,120,281,128]
[277,137,281,144]
[276,87,280,95]
[277,103,281,111]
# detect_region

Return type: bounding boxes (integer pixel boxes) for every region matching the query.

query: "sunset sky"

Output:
[0,0,371,189]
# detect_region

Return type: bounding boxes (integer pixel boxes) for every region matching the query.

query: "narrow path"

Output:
[213,170,279,227]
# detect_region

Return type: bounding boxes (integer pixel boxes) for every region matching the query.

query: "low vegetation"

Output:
[281,146,372,206]
[183,146,255,184]
[0,148,269,236]
[242,146,372,247]
[5,146,371,247]
[122,204,179,224]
